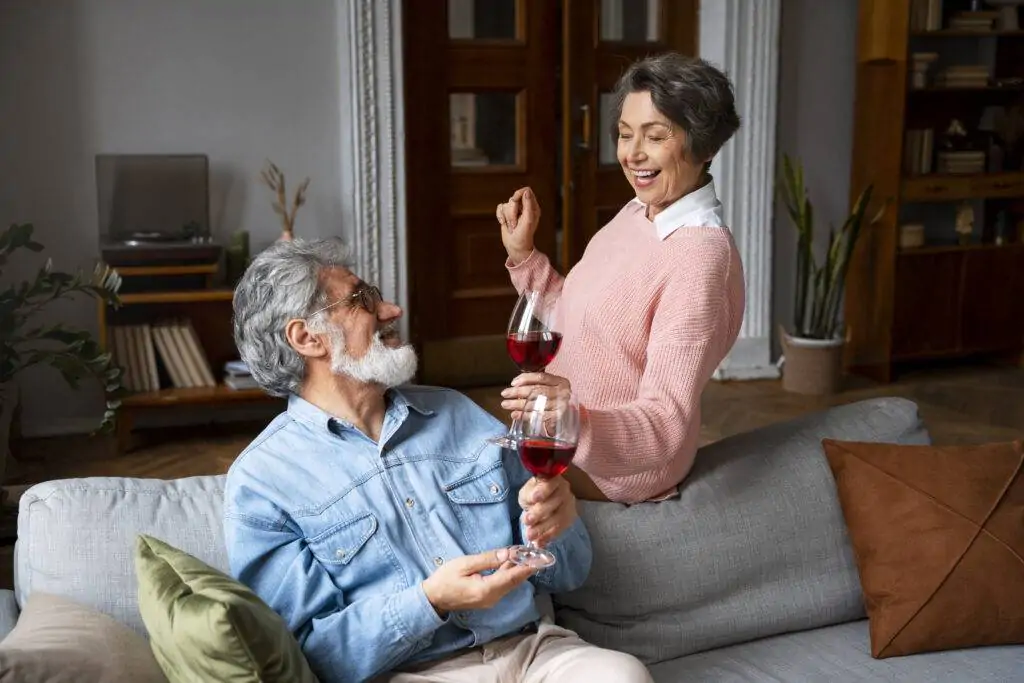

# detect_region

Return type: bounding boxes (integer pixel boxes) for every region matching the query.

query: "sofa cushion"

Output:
[135,534,317,683]
[822,438,1024,658]
[647,620,1024,683]
[0,592,167,682]
[15,475,227,634]
[555,397,930,664]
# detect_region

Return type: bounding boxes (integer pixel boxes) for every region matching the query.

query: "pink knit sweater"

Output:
[506,200,745,503]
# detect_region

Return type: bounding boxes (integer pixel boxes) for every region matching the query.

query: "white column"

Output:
[342,0,409,339]
[701,0,782,381]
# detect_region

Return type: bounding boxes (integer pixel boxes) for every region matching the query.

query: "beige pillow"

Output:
[0,592,167,682]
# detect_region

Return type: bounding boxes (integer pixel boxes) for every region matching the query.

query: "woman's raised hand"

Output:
[496,187,541,265]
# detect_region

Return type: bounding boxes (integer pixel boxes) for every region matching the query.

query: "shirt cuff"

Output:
[505,249,537,270]
[391,583,447,642]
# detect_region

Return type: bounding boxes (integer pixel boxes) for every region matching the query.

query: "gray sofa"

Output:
[3,397,1022,681]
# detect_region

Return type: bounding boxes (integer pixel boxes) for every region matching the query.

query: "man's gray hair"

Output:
[609,52,740,165]
[232,237,353,397]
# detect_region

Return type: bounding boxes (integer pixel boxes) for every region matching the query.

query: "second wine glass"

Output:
[488,289,562,448]
[508,389,579,569]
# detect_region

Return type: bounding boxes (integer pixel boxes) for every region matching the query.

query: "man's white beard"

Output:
[327,324,417,388]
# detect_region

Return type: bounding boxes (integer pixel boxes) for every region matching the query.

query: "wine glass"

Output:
[487,289,563,448]
[508,389,579,569]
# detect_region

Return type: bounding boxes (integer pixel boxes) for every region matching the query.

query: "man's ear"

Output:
[285,318,330,359]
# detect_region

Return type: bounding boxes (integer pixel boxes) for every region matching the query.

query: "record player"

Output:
[96,153,223,267]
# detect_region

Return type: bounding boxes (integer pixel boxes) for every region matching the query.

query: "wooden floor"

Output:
[9,362,1024,485]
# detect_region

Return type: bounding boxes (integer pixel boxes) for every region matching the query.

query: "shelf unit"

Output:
[845,0,1024,382]
[97,263,280,454]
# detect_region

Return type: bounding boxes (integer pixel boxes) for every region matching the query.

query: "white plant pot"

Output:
[779,327,846,395]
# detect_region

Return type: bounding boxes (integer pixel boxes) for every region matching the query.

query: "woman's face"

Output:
[616,90,707,218]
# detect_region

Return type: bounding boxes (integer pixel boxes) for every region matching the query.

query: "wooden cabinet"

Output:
[845,0,1024,381]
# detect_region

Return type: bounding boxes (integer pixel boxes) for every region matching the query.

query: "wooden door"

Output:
[560,0,698,268]
[403,0,560,386]
[403,0,698,386]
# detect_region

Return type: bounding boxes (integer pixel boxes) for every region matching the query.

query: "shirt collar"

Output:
[630,175,725,239]
[287,385,435,434]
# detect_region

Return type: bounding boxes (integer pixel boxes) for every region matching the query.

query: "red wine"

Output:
[519,438,576,478]
[506,331,562,372]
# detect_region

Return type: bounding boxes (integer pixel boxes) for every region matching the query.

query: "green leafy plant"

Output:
[0,223,124,432]
[778,154,885,340]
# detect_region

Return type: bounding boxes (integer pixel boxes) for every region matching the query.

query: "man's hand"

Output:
[421,549,536,617]
[519,475,578,548]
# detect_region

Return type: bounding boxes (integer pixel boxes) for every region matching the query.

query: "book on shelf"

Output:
[222,359,259,391]
[107,318,217,392]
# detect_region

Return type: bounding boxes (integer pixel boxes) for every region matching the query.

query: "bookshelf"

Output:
[98,263,280,454]
[845,0,1024,382]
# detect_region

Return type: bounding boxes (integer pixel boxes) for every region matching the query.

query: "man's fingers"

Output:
[456,548,510,575]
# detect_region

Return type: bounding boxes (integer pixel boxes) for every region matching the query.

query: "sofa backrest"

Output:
[555,396,931,664]
[15,474,228,634]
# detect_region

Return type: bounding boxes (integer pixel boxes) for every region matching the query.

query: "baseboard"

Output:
[714,335,782,381]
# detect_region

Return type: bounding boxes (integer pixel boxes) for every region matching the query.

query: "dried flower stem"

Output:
[259,160,310,240]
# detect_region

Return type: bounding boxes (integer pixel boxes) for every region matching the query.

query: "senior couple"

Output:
[225,53,745,683]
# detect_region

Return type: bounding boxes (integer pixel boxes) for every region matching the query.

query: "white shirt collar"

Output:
[630,176,726,239]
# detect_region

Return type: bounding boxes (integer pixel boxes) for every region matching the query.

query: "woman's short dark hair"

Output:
[609,52,740,164]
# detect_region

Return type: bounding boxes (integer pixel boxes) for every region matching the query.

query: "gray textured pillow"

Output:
[555,397,931,664]
[0,592,167,682]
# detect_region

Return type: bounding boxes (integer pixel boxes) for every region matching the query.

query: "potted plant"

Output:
[0,223,124,482]
[777,155,884,395]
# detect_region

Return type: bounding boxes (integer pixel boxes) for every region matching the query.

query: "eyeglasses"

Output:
[309,284,383,317]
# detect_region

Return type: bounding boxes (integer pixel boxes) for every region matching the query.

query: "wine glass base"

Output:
[486,434,519,449]
[508,544,557,569]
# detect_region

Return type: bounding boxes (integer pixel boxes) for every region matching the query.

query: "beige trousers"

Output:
[374,619,653,683]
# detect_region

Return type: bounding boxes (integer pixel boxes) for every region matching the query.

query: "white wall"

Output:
[0,0,351,436]
[771,0,859,357]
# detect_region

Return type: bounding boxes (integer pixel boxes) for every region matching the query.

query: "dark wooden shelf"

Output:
[121,384,278,408]
[911,30,1024,38]
[899,242,1024,255]
[119,289,235,305]
[901,172,1024,202]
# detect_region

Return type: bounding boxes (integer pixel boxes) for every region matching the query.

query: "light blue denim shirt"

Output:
[223,386,592,683]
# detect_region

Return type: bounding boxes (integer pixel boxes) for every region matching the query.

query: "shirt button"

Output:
[433,556,445,566]
[489,483,500,495]
[405,497,415,508]
[335,549,346,559]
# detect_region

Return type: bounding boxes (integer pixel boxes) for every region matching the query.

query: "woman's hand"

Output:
[496,187,540,265]
[500,372,572,421]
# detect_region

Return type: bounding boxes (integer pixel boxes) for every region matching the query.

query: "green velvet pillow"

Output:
[134,534,318,683]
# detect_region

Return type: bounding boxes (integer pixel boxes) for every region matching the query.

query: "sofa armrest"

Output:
[0,589,18,641]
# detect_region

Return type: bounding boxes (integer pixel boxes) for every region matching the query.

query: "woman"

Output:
[496,53,745,504]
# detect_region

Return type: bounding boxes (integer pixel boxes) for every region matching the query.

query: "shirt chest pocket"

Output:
[443,464,514,553]
[305,511,406,597]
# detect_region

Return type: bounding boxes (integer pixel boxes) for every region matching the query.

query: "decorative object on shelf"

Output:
[938,118,987,173]
[777,155,885,395]
[258,160,310,242]
[955,201,975,245]
[0,222,124,481]
[910,52,938,90]
[899,223,926,249]
[985,0,1024,31]
[994,210,1011,245]
[225,230,250,286]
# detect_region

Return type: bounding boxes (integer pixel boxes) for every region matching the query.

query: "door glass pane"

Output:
[450,92,519,167]
[448,0,518,40]
[600,0,661,43]
[598,92,618,167]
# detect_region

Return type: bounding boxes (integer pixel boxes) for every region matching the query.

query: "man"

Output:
[225,237,653,683]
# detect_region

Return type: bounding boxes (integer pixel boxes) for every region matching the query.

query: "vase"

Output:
[779,326,846,395]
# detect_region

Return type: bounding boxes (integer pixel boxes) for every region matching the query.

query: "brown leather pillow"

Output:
[821,438,1024,658]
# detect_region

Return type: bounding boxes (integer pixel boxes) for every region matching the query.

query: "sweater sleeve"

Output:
[574,246,737,502]
[506,250,565,300]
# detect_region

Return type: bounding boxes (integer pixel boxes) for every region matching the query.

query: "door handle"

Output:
[579,104,592,150]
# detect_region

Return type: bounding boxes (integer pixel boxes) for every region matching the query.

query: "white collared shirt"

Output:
[630,176,726,239]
